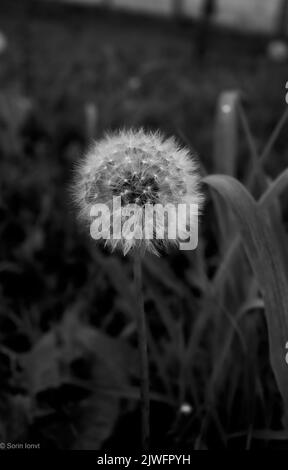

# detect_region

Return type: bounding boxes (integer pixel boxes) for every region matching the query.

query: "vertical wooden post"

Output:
[103,0,113,8]
[277,0,288,37]
[22,0,34,96]
[172,0,184,19]
[195,0,217,60]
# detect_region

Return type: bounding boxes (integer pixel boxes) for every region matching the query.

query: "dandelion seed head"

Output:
[73,129,203,255]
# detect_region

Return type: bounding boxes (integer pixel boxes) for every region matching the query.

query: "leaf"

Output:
[213,90,240,176]
[20,307,137,449]
[204,174,288,412]
[237,101,268,196]
[212,91,241,253]
[22,307,137,394]
[259,107,288,166]
[212,169,288,296]
[0,395,31,443]
[206,298,264,401]
[72,391,119,450]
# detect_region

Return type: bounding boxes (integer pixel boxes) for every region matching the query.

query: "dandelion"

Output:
[73,129,203,256]
[73,129,203,451]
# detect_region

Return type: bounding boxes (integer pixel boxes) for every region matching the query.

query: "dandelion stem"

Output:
[133,252,150,451]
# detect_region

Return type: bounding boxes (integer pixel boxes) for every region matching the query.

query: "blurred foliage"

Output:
[1,0,288,451]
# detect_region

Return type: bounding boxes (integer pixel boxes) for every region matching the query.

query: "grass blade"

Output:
[212,169,288,295]
[213,91,240,176]
[204,174,288,412]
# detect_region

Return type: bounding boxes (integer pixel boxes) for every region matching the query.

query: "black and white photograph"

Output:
[1,0,288,453]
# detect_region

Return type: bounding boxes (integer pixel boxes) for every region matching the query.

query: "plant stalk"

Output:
[133,252,150,451]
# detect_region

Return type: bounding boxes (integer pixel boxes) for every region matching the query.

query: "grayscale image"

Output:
[1,0,288,454]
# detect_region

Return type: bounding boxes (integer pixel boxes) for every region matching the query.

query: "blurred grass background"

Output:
[0,0,287,168]
[1,0,288,450]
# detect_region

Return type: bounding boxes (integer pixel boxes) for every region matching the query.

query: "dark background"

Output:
[1,0,288,450]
